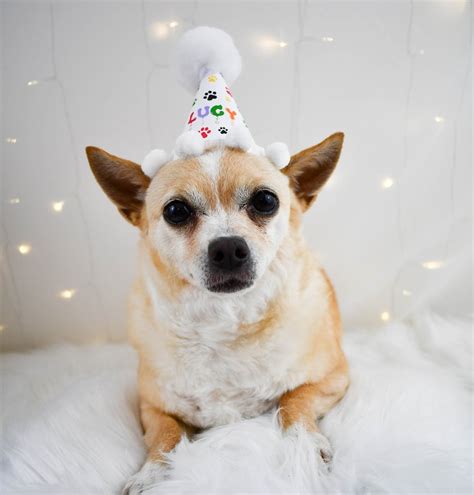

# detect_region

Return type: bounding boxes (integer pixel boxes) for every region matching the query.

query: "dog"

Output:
[86,131,349,492]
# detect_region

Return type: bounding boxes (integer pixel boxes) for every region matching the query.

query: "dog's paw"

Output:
[310,431,333,466]
[122,461,168,495]
[284,424,333,472]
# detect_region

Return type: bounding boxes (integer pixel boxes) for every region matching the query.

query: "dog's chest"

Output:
[155,322,301,429]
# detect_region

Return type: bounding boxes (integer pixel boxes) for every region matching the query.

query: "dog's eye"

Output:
[249,190,279,215]
[163,200,193,225]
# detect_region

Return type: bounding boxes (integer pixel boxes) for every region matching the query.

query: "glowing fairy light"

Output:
[27,80,39,86]
[51,200,65,212]
[402,289,412,296]
[17,244,32,255]
[381,177,394,189]
[6,137,17,144]
[380,311,390,322]
[422,260,444,270]
[321,36,334,43]
[59,289,76,300]
[434,115,445,123]
[9,198,20,204]
[0,324,5,332]
[169,21,179,28]
[258,37,289,51]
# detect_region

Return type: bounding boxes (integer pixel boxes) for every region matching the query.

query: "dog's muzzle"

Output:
[206,236,255,293]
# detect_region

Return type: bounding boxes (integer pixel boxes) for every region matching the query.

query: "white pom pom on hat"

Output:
[225,123,254,152]
[175,131,205,158]
[265,142,291,169]
[176,26,242,94]
[142,149,169,178]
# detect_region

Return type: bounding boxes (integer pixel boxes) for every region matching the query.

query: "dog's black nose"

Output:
[208,236,250,271]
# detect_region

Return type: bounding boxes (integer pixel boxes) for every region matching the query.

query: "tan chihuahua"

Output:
[87,24,349,494]
[86,133,349,492]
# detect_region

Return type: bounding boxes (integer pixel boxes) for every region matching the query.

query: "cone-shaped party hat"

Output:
[142,26,290,178]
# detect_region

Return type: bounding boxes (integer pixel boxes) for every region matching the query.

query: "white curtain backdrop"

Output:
[1,0,471,351]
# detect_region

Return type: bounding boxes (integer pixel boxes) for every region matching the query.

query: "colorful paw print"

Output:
[199,127,212,138]
[208,74,218,83]
[203,90,217,101]
[218,127,228,135]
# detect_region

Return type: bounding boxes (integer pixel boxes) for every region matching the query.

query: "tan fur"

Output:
[217,149,288,210]
[140,402,192,462]
[85,134,348,483]
[236,297,282,344]
[146,238,190,297]
[279,360,349,432]
[146,157,218,213]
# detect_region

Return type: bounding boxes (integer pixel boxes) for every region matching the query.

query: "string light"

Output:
[59,289,76,299]
[27,80,39,86]
[169,21,179,28]
[434,115,445,123]
[0,324,5,332]
[381,177,394,189]
[5,137,17,144]
[17,244,32,255]
[381,311,391,322]
[422,260,444,270]
[9,198,20,204]
[321,36,334,43]
[258,37,289,51]
[51,200,65,212]
[402,289,412,296]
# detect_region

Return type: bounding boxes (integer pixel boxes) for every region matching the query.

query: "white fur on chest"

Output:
[139,258,308,429]
[160,331,291,428]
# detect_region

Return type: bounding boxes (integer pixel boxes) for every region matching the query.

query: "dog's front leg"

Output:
[123,402,192,494]
[279,362,349,464]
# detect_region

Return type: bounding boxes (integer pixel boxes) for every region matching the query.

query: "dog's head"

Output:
[86,133,343,294]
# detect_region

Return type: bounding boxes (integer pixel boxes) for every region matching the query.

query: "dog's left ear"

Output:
[282,132,344,212]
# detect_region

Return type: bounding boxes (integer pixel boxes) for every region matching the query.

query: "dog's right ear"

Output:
[85,147,150,227]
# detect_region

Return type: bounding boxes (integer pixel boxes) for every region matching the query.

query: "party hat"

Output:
[142,27,290,178]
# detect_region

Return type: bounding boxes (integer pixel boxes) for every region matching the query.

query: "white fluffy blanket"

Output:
[1,314,472,494]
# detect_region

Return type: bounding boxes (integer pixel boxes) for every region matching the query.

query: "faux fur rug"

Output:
[1,313,472,494]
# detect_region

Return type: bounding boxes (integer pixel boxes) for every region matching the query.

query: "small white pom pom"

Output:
[175,131,205,158]
[265,142,291,169]
[142,149,169,177]
[177,26,242,93]
[226,124,254,152]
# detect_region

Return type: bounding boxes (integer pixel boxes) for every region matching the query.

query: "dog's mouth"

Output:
[207,277,254,294]
[206,268,256,294]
